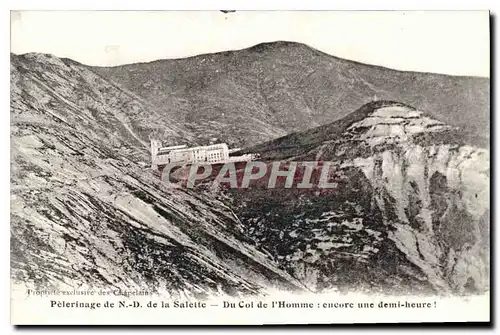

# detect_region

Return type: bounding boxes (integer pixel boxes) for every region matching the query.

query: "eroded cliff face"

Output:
[230,102,489,295]
[345,106,490,295]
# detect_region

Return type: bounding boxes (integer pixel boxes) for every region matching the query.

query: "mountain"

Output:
[10,48,489,297]
[228,101,489,295]
[10,52,305,296]
[92,41,489,148]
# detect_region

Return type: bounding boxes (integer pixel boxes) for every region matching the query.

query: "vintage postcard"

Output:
[10,10,490,325]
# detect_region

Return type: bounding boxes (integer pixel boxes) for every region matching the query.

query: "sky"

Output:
[10,10,490,77]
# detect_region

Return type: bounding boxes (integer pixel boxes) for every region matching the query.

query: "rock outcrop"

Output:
[231,101,489,295]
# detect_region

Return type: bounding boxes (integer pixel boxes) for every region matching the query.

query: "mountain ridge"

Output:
[88,41,489,148]
[15,41,489,79]
[12,41,488,150]
[243,100,489,161]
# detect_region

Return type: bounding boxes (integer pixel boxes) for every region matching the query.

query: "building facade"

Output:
[151,140,253,170]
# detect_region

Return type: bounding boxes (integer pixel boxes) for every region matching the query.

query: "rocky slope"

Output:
[93,41,489,147]
[10,52,305,297]
[230,101,489,295]
[10,50,489,297]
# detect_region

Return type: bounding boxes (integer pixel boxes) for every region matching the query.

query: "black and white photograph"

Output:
[9,10,490,325]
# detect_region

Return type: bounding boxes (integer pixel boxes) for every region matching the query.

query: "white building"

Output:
[151,139,254,169]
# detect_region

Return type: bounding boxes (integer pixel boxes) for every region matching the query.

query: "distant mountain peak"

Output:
[247,41,311,52]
